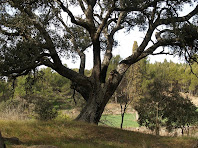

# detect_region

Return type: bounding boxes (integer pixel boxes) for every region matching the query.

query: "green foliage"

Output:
[135,78,168,132]
[132,41,138,53]
[0,0,197,124]
[134,70,198,134]
[174,24,198,62]
[107,55,122,79]
[113,41,148,105]
[0,78,13,102]
[0,66,89,120]
[163,96,198,131]
[141,60,198,96]
[0,99,21,113]
[126,41,148,104]
[33,96,58,121]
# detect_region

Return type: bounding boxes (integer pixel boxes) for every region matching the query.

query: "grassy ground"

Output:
[0,119,197,148]
[100,114,139,128]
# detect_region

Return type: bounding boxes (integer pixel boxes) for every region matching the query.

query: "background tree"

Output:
[0,78,12,102]
[117,41,146,128]
[0,0,198,124]
[135,65,170,135]
[135,65,198,136]
[163,94,198,136]
[0,68,76,120]
[114,73,130,129]
[126,41,148,107]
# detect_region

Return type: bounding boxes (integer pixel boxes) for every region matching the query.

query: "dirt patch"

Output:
[180,93,198,106]
[103,103,136,115]
[61,108,80,118]
[126,126,198,137]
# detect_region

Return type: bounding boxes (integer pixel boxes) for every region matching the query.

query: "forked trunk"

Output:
[75,67,122,124]
[75,88,110,124]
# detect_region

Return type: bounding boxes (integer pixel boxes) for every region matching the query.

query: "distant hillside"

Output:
[0,120,197,148]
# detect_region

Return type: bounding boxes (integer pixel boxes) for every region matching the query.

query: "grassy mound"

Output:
[0,119,197,148]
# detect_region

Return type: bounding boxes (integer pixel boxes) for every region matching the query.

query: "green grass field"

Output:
[100,113,139,128]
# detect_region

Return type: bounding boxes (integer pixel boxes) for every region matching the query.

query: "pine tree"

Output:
[126,41,144,106]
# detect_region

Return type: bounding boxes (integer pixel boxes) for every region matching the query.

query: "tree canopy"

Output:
[134,69,198,136]
[0,0,198,123]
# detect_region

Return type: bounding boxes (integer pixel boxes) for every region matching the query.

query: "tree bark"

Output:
[74,59,124,124]
[120,104,127,129]
[75,91,107,124]
[75,79,118,124]
[75,62,123,124]
[155,103,160,136]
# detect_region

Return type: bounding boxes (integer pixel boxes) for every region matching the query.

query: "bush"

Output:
[34,98,58,121]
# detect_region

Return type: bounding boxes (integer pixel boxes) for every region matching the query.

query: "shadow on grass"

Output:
[1,120,197,148]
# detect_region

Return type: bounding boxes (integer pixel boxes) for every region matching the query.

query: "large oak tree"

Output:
[0,0,198,124]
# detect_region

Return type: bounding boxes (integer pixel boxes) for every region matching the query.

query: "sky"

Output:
[63,2,196,70]
[66,31,183,70]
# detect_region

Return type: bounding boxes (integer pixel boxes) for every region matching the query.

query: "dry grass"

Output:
[180,92,198,106]
[0,119,197,148]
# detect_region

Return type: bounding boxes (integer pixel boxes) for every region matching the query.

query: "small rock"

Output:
[4,137,21,145]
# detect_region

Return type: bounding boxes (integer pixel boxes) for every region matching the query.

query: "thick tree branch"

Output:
[156,4,198,26]
[78,0,86,13]
[54,64,92,90]
[2,52,52,76]
[100,12,126,83]
[13,4,63,68]
[8,1,92,92]
[55,12,87,75]
[115,0,162,11]
[55,0,90,31]
[0,28,20,36]
[103,3,198,96]
[139,38,182,60]
[137,24,156,56]
[127,4,198,66]
[95,2,116,39]
[117,37,181,79]
[78,51,86,75]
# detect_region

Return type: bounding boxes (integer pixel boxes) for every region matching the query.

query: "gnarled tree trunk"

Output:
[75,98,106,124]
[76,86,108,124]
[76,73,121,124]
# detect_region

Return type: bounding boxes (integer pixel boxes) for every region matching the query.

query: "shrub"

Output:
[34,98,58,121]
